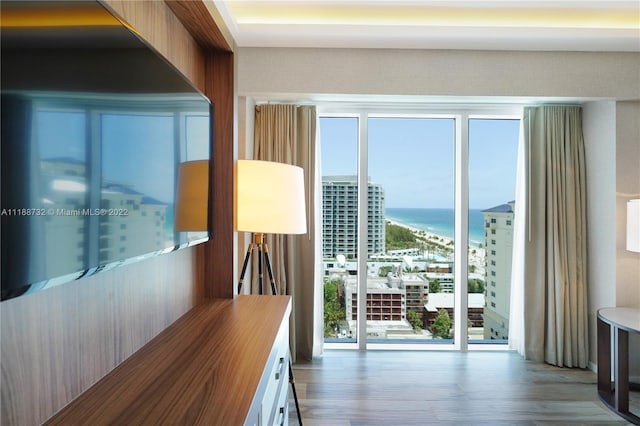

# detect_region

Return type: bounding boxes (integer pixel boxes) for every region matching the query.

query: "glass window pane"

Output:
[101,113,175,263]
[369,116,455,344]
[184,114,210,161]
[320,116,358,343]
[37,109,88,279]
[468,118,519,343]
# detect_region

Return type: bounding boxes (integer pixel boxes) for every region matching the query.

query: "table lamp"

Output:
[175,160,209,232]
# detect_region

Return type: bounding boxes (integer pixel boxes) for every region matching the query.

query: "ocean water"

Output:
[386,208,485,247]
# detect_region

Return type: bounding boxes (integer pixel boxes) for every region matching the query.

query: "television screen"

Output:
[1,1,212,301]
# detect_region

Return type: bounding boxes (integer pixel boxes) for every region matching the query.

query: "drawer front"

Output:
[243,300,291,426]
[261,332,289,424]
[274,375,289,426]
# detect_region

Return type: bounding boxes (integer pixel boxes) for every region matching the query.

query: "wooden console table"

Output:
[46,295,292,426]
[597,307,640,425]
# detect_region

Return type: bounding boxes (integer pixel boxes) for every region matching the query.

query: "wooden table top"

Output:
[598,307,640,334]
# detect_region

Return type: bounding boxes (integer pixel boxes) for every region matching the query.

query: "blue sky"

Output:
[320,116,520,209]
[38,111,86,161]
[468,118,520,210]
[102,114,175,203]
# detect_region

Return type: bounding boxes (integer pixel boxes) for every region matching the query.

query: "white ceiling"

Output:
[213,0,640,52]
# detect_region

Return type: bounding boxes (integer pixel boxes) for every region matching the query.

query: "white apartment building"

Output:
[99,184,168,263]
[322,176,385,258]
[403,274,430,313]
[425,263,455,293]
[41,159,87,279]
[42,159,168,278]
[482,201,515,340]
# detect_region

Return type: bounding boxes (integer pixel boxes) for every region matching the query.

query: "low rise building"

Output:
[425,262,454,293]
[424,293,485,339]
[344,276,405,322]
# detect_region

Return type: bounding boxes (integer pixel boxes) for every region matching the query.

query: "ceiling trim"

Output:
[214,0,640,52]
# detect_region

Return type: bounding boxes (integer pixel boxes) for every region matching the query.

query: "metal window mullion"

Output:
[454,114,469,352]
[357,112,368,351]
[87,110,102,268]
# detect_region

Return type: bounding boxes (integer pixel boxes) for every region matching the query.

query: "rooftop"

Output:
[425,293,485,312]
[482,203,514,214]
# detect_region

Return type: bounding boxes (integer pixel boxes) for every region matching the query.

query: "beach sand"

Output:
[386,219,486,275]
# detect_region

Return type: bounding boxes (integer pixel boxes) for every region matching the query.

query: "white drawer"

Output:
[245,338,289,426]
[261,337,288,424]
[274,374,289,426]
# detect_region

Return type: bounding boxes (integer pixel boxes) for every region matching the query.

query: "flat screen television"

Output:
[1,1,212,301]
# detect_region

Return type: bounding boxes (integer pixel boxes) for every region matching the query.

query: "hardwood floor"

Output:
[290,350,635,425]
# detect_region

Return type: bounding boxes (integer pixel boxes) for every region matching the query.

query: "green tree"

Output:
[324,279,345,337]
[431,309,452,339]
[429,279,441,293]
[468,279,485,294]
[378,265,393,277]
[385,222,417,250]
[406,310,423,331]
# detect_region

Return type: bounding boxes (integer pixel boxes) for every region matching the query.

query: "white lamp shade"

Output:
[174,160,209,231]
[628,199,640,252]
[235,160,307,234]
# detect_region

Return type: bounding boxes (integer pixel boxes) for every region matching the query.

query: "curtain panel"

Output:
[253,104,319,361]
[523,106,589,368]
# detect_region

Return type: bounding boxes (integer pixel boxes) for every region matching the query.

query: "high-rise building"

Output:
[482,201,514,340]
[322,176,385,258]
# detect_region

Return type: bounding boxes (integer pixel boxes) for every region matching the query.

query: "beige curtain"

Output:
[253,104,318,361]
[524,106,589,368]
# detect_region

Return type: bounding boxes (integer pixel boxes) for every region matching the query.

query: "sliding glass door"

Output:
[320,107,522,350]
[368,116,455,345]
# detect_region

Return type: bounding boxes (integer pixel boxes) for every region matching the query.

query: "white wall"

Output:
[237,95,255,294]
[238,48,640,99]
[582,101,617,369]
[615,101,640,377]
[616,101,640,309]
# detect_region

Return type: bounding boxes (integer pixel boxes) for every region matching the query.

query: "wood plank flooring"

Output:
[290,350,635,425]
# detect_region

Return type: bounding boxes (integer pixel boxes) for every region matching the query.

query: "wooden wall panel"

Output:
[103,0,206,92]
[205,51,236,298]
[165,0,233,52]
[1,248,201,426]
[157,0,236,298]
